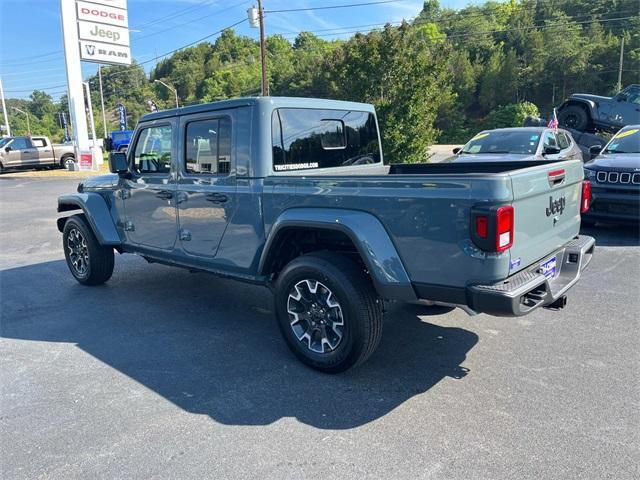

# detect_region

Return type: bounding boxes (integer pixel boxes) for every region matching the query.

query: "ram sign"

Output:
[76,0,131,66]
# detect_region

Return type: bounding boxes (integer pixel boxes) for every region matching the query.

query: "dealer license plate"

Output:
[540,256,557,279]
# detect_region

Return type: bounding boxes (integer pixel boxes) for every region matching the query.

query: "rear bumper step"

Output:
[466,235,595,317]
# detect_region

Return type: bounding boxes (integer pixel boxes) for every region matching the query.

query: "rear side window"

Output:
[185,117,231,175]
[32,138,46,148]
[133,125,172,174]
[271,108,380,171]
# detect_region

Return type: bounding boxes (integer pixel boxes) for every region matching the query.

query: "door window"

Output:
[184,117,231,175]
[557,132,570,150]
[543,132,557,148]
[133,125,172,174]
[31,138,47,148]
[9,137,31,150]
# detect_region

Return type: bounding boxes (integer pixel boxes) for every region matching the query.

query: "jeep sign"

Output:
[78,20,130,47]
[76,1,128,28]
[80,40,132,65]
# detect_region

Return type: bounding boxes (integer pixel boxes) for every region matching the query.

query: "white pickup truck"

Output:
[0,136,75,172]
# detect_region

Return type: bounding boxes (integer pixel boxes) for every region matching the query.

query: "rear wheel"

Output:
[60,154,75,169]
[274,251,383,373]
[558,105,589,131]
[63,215,114,285]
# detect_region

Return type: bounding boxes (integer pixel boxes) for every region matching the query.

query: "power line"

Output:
[265,0,405,13]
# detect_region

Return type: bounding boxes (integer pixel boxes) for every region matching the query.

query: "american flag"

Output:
[548,108,559,130]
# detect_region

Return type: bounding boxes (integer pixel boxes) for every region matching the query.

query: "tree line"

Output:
[4,0,638,163]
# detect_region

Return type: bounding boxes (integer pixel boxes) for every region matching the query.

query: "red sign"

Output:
[80,153,93,168]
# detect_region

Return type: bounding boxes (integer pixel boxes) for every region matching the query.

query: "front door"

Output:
[176,112,236,258]
[4,137,37,168]
[121,121,178,251]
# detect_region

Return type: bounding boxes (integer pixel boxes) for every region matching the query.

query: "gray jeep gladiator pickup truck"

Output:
[57,97,595,372]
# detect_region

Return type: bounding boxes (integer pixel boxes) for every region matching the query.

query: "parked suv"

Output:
[57,97,595,372]
[583,125,640,224]
[557,84,640,133]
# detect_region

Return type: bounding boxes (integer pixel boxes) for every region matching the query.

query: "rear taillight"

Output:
[496,206,514,252]
[581,180,591,213]
[471,205,514,253]
[475,216,488,238]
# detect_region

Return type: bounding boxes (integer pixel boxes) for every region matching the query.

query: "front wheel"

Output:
[63,215,114,285]
[274,251,383,373]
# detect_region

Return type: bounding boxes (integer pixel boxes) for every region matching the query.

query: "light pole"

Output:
[0,77,10,137]
[154,79,179,108]
[98,65,108,139]
[11,107,30,136]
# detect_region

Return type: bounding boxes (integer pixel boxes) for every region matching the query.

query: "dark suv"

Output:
[583,125,640,224]
[558,84,640,133]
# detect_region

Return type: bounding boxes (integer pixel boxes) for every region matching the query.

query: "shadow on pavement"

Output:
[1,259,477,430]
[580,223,640,247]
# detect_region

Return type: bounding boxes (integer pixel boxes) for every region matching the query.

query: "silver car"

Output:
[449,127,584,163]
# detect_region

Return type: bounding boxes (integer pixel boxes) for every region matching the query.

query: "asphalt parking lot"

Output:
[1,175,639,479]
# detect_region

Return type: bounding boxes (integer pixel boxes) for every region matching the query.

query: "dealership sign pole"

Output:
[60,0,131,170]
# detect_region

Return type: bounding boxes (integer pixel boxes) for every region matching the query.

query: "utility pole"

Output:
[258,0,268,96]
[11,107,30,136]
[98,65,108,139]
[0,76,10,137]
[617,36,625,93]
[249,2,269,96]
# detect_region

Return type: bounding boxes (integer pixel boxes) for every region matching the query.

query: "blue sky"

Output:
[0,0,480,100]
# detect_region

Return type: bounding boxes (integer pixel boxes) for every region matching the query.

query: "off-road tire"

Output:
[274,251,383,373]
[558,105,589,131]
[63,215,114,285]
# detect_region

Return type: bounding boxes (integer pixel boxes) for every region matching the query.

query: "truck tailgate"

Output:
[508,160,583,274]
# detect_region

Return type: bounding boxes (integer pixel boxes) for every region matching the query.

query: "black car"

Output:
[583,125,640,224]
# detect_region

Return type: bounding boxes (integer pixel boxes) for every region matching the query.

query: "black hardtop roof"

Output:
[139,96,375,123]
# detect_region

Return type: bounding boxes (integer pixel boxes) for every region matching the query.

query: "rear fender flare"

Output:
[260,208,416,301]
[57,193,121,246]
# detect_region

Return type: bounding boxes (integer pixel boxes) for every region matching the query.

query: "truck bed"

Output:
[389,160,561,175]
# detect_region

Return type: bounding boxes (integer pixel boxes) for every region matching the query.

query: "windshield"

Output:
[605,128,640,153]
[462,131,541,155]
[0,138,11,148]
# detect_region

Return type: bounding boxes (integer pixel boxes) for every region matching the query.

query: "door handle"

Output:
[156,190,173,200]
[205,193,228,204]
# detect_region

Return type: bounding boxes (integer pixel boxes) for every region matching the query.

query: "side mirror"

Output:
[4,146,11,152]
[452,147,462,154]
[103,137,113,152]
[543,146,561,155]
[589,145,602,157]
[109,152,129,174]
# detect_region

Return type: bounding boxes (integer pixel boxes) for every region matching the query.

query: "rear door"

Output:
[508,160,583,273]
[31,137,55,165]
[176,110,236,258]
